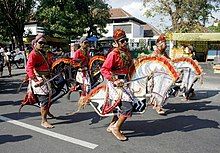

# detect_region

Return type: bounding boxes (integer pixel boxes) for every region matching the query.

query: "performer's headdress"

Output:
[113,28,126,41]
[188,45,193,51]
[79,36,89,44]
[32,33,46,45]
[156,34,166,43]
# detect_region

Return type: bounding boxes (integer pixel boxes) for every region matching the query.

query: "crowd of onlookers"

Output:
[0,43,69,78]
[0,45,28,77]
[0,45,12,77]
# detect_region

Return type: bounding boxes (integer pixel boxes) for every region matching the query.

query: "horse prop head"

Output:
[131,56,179,108]
[172,57,203,100]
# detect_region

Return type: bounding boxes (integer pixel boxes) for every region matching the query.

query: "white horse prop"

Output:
[170,57,203,100]
[76,56,179,116]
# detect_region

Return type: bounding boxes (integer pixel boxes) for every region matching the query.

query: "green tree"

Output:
[143,0,220,32]
[0,13,11,43]
[36,0,110,41]
[0,0,36,48]
[208,22,220,32]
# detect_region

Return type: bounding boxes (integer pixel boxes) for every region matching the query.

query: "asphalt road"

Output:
[0,63,220,153]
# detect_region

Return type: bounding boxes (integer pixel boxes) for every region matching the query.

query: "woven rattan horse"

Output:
[170,57,203,100]
[74,56,179,116]
[51,55,105,98]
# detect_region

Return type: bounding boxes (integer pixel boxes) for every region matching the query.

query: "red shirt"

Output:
[101,48,132,81]
[26,50,54,79]
[72,49,89,67]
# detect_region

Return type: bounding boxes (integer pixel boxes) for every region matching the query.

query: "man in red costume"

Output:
[150,34,171,115]
[72,37,91,95]
[26,34,54,128]
[152,34,171,59]
[101,29,134,141]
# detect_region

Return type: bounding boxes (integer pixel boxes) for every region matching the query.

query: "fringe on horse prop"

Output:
[71,56,179,116]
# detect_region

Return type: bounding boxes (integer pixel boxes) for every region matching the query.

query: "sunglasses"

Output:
[119,38,128,44]
[38,41,46,45]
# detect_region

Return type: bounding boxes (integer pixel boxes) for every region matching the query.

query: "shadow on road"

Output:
[0,100,21,107]
[0,79,27,94]
[51,111,103,125]
[0,134,32,145]
[192,90,220,100]
[172,90,220,100]
[164,100,220,114]
[124,115,220,138]
[0,72,26,78]
[1,111,40,121]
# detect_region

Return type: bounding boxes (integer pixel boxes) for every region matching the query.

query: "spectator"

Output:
[4,47,12,76]
[0,47,12,77]
[70,43,80,58]
[0,45,4,77]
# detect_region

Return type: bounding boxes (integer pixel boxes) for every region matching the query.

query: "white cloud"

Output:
[122,2,145,17]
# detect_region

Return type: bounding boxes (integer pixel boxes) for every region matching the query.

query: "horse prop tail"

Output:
[66,95,88,115]
[66,85,106,115]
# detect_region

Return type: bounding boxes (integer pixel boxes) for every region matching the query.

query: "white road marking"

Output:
[0,115,98,149]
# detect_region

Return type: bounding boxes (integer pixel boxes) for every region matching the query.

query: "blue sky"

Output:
[106,0,220,32]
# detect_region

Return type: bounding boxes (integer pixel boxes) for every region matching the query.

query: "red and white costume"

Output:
[26,50,53,95]
[72,48,91,93]
[101,47,133,114]
[101,48,131,81]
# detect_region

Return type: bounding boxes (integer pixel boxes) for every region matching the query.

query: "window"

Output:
[113,24,132,34]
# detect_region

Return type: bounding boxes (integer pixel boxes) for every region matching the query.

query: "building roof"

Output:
[25,20,37,25]
[109,8,146,25]
[143,24,161,36]
[109,8,132,18]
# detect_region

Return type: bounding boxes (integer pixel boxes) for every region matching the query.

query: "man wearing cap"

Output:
[72,36,91,95]
[26,33,55,128]
[183,45,196,59]
[101,29,134,141]
[152,34,171,59]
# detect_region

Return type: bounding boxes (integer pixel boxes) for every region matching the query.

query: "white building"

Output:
[103,8,161,50]
[24,21,44,36]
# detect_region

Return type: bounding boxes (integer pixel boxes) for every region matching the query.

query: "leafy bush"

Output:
[130,48,152,58]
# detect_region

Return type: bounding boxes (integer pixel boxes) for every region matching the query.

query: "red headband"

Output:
[113,28,126,41]
[157,34,166,43]
[32,33,46,45]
